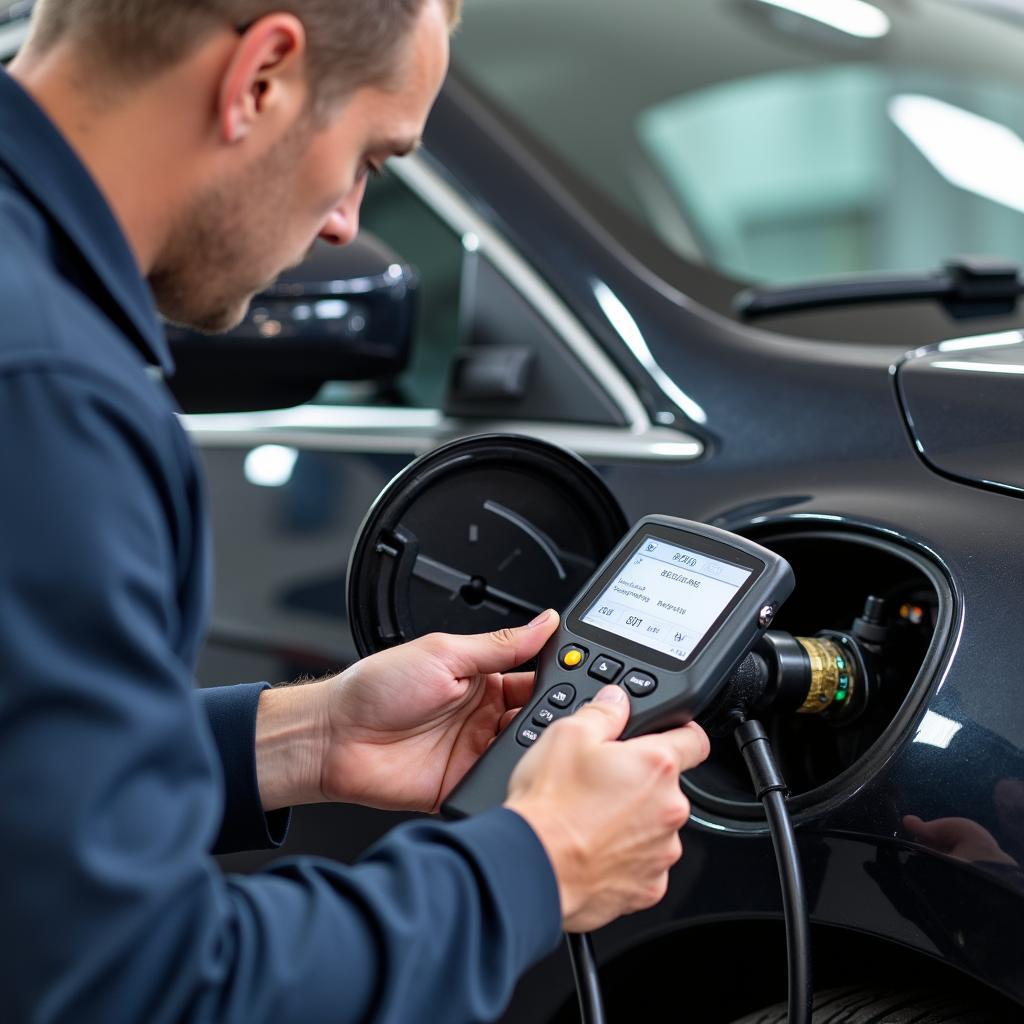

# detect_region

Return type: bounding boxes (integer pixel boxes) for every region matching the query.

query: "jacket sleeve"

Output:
[0,366,563,1024]
[196,683,291,854]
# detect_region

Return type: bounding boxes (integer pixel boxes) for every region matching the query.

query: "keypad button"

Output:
[559,644,588,670]
[547,685,576,709]
[624,670,657,697]
[517,726,542,747]
[588,655,624,683]
[533,706,557,727]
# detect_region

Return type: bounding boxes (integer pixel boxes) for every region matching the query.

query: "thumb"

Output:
[574,685,630,741]
[434,609,560,677]
[904,814,981,850]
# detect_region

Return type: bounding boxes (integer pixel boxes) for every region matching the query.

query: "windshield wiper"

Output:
[735,257,1024,321]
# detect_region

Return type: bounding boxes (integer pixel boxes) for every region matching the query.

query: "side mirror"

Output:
[165,232,418,412]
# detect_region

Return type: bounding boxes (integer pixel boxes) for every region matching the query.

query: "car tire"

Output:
[729,985,996,1023]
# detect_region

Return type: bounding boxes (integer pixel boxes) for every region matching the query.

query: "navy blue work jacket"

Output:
[0,68,561,1023]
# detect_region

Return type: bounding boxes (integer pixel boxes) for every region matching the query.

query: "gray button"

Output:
[547,685,576,709]
[517,726,542,747]
[624,670,657,697]
[588,655,623,683]
[533,706,556,727]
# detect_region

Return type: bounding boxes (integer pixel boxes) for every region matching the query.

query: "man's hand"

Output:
[255,611,559,813]
[903,814,1017,867]
[505,685,711,933]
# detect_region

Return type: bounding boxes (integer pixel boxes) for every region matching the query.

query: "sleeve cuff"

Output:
[198,682,292,855]
[444,806,564,966]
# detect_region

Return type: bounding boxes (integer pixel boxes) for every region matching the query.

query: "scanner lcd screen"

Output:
[580,536,753,661]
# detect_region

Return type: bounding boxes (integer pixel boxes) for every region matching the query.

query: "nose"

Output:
[319,178,367,247]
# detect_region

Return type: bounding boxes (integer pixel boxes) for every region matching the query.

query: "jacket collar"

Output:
[0,68,174,374]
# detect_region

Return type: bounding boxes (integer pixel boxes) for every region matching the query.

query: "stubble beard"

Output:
[149,125,312,335]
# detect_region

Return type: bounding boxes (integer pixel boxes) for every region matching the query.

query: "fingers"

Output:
[903,814,982,850]
[994,778,1024,815]
[498,707,520,734]
[903,814,925,833]
[425,610,560,678]
[627,720,710,773]
[502,672,537,710]
[903,814,1015,865]
[570,685,630,741]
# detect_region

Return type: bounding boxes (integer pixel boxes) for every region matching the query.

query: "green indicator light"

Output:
[839,675,849,688]
[836,657,846,670]
[835,690,847,701]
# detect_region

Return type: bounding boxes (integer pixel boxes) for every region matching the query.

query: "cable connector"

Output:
[734,719,789,800]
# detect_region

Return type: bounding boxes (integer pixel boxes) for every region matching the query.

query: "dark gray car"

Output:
[7,1,1024,1019]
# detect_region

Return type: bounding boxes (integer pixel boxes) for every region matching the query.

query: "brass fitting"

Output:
[795,636,856,715]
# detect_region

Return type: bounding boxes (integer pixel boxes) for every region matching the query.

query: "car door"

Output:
[190,145,701,870]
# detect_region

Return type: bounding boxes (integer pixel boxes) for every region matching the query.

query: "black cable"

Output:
[566,932,606,1024]
[735,719,813,1024]
[564,719,810,1024]
[763,788,813,1024]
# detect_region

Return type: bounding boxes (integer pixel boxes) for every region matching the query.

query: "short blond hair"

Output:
[29,0,461,109]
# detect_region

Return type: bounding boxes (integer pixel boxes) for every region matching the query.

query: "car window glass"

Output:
[454,0,1024,287]
[0,0,30,25]
[636,64,1024,284]
[312,170,464,410]
[0,2,30,60]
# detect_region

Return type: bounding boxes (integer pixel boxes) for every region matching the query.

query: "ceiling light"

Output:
[930,361,1024,375]
[890,94,1024,214]
[754,0,890,39]
[244,445,299,488]
[913,710,963,749]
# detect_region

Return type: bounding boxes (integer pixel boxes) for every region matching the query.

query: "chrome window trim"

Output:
[186,408,701,462]
[389,153,653,433]
[184,153,704,463]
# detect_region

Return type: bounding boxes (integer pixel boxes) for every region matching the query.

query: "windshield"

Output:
[453,0,1024,290]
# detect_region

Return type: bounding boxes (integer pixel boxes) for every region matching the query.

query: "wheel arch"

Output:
[544,919,1022,1023]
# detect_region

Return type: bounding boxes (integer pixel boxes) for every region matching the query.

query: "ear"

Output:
[218,14,309,145]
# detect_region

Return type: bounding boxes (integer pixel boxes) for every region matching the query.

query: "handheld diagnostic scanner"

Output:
[442,515,795,819]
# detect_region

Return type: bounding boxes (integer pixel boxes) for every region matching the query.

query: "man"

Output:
[0,1,710,1021]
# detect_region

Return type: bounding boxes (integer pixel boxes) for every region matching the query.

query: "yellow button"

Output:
[561,648,584,668]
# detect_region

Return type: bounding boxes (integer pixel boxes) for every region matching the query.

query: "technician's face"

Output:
[151,0,449,333]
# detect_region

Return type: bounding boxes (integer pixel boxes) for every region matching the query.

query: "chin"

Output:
[206,299,254,334]
[159,294,255,336]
